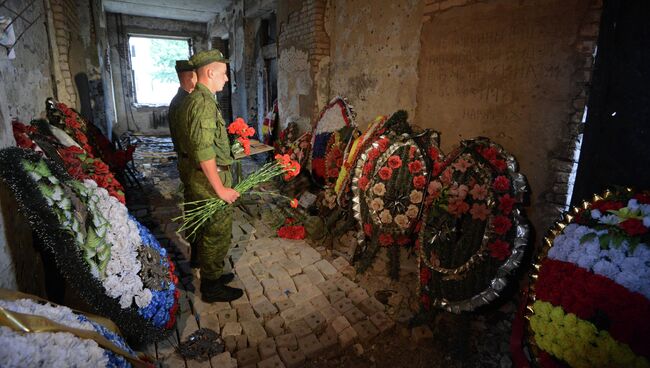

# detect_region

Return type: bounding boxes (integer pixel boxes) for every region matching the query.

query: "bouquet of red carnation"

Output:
[176,153,301,236]
[228,117,255,156]
[277,217,306,240]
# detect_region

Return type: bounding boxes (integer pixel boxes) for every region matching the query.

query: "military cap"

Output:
[175,60,194,73]
[189,49,229,69]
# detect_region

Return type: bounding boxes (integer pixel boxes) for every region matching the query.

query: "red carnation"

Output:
[363,162,374,175]
[364,223,373,237]
[93,161,110,175]
[480,146,498,161]
[420,267,431,285]
[378,233,394,246]
[368,148,380,160]
[397,235,411,246]
[592,200,624,213]
[634,193,650,204]
[432,161,442,176]
[408,160,423,174]
[290,198,299,208]
[492,216,512,235]
[428,146,439,160]
[619,219,648,236]
[492,175,510,192]
[488,240,511,260]
[387,155,402,169]
[377,138,390,152]
[358,176,370,191]
[498,194,516,214]
[492,159,507,172]
[409,146,417,159]
[413,175,426,189]
[378,166,393,181]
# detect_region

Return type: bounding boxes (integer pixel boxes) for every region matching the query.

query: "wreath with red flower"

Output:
[349,111,439,278]
[320,125,359,188]
[58,146,126,203]
[418,137,529,313]
[521,189,650,368]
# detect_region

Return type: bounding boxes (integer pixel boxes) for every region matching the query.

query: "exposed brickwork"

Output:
[50,0,79,106]
[278,0,330,124]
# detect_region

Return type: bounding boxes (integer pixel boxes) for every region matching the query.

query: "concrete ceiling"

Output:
[103,0,232,23]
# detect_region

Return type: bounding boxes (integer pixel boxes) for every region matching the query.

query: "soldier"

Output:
[177,49,242,302]
[168,60,199,267]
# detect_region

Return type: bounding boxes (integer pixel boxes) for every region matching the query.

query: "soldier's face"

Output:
[212,63,229,92]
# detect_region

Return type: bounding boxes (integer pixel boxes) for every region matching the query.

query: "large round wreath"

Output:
[524,189,650,368]
[418,138,529,313]
[0,148,178,344]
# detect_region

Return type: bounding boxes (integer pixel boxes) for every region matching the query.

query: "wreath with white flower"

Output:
[0,148,178,344]
[0,292,152,368]
[349,111,439,278]
[418,138,529,313]
[522,189,650,368]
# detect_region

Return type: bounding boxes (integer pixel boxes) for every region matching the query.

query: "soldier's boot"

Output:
[200,279,243,303]
[200,273,234,293]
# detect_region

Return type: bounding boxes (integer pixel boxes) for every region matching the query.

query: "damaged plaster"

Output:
[328,0,422,128]
[277,46,312,129]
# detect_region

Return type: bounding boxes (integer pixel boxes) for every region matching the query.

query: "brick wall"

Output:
[50,0,79,106]
[278,0,330,125]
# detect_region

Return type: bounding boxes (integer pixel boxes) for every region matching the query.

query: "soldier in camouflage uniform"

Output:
[177,49,242,302]
[168,60,200,267]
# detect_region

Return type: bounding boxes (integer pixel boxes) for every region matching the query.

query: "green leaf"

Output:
[599,234,611,250]
[611,232,625,248]
[628,237,641,252]
[580,232,597,244]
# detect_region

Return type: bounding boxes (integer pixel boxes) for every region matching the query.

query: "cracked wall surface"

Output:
[326,0,423,129]
[416,0,598,246]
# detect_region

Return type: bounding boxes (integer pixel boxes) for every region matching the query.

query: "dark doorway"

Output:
[572,0,650,204]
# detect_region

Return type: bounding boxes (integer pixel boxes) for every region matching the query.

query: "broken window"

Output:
[128,35,191,106]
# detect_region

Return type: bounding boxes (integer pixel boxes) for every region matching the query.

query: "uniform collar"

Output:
[195,82,214,97]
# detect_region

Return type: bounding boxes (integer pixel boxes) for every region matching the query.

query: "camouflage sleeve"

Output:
[188,97,218,163]
[212,107,234,166]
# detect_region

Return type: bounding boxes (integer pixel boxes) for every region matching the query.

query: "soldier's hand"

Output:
[217,187,240,204]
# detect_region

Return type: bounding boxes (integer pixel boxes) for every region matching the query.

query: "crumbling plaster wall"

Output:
[0,0,56,289]
[276,0,328,132]
[106,13,208,135]
[325,0,423,129]
[415,0,600,247]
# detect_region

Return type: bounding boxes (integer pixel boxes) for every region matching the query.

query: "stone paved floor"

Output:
[126,135,516,368]
[127,136,399,368]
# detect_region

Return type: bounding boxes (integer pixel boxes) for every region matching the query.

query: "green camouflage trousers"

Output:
[186,168,233,281]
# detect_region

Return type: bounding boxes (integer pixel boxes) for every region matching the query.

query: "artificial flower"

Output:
[370,198,385,212]
[470,203,490,221]
[380,210,393,224]
[290,198,299,208]
[452,158,472,172]
[387,155,402,169]
[410,190,423,204]
[413,175,426,189]
[378,233,394,246]
[492,176,510,191]
[395,214,410,229]
[498,194,516,214]
[408,160,424,174]
[372,183,386,196]
[469,183,488,201]
[364,223,373,237]
[492,215,512,235]
[406,204,419,219]
[378,166,393,181]
[428,180,442,198]
[447,198,470,217]
[488,240,511,260]
[359,176,370,191]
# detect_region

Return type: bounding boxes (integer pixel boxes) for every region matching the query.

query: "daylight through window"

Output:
[129,36,191,106]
